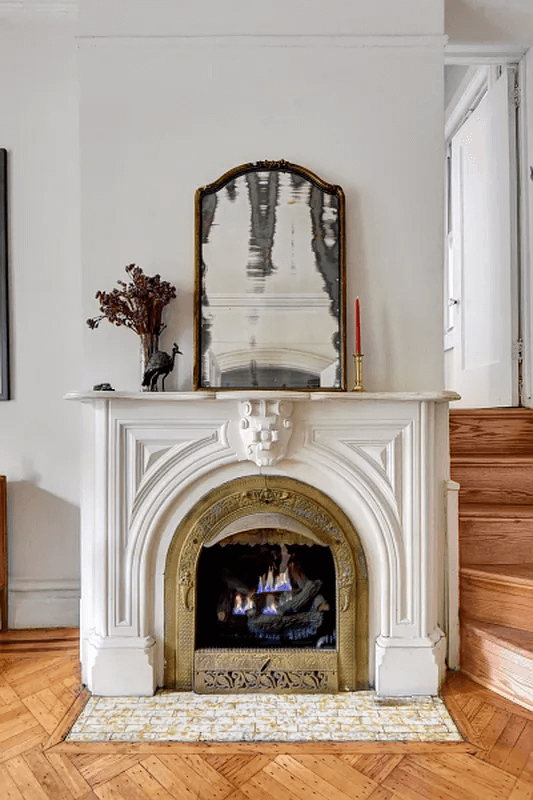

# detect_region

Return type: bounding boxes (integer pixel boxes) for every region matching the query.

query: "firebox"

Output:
[196,537,337,650]
[164,475,369,694]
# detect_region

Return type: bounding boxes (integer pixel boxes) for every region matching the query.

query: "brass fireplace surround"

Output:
[164,476,368,692]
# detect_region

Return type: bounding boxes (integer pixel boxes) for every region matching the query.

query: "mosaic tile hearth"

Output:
[67,691,462,743]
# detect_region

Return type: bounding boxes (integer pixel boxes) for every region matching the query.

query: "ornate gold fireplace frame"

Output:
[164,476,368,692]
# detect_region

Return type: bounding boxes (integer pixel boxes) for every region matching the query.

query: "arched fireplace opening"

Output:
[164,475,368,693]
[196,534,337,651]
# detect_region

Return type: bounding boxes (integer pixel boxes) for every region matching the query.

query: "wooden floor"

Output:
[1,631,533,799]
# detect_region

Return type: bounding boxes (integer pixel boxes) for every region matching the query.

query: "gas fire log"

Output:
[217,568,253,622]
[247,609,324,641]
[275,578,323,614]
[246,578,330,642]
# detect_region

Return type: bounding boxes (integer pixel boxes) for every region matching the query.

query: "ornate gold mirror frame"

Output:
[194,160,346,391]
[164,476,368,692]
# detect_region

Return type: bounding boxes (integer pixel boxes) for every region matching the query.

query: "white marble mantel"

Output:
[67,390,458,696]
[66,390,459,402]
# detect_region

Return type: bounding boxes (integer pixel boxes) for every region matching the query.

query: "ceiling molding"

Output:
[445,43,528,65]
[76,33,447,49]
[0,0,76,20]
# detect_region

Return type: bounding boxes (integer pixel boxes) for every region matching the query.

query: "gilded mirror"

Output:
[194,160,346,390]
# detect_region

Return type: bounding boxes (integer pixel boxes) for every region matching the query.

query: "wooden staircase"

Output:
[450,409,533,712]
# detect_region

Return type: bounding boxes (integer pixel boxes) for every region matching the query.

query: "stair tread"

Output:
[462,617,533,657]
[450,409,533,450]
[450,408,533,417]
[452,454,533,464]
[461,563,533,586]
[459,503,533,518]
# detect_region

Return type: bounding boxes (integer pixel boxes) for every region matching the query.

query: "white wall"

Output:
[79,0,444,38]
[446,0,533,44]
[445,65,469,110]
[2,0,533,629]
[79,0,447,394]
[0,20,82,626]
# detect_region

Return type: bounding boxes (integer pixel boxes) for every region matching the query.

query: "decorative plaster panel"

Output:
[308,419,415,627]
[112,418,231,627]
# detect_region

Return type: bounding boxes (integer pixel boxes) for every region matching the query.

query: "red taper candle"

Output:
[355,296,361,354]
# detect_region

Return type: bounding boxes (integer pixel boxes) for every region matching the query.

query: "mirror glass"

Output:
[195,161,345,390]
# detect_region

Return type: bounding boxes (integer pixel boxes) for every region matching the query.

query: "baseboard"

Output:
[9,578,80,628]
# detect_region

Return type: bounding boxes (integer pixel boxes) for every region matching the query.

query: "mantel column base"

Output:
[84,634,156,696]
[375,631,447,696]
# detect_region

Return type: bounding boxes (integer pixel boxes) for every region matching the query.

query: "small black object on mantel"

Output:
[142,343,182,392]
[93,383,115,391]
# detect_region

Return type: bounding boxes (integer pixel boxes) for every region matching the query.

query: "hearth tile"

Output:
[65,692,462,743]
[69,732,101,741]
[258,725,299,735]
[147,716,177,725]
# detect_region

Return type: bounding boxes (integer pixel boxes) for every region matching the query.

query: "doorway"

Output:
[444,61,522,408]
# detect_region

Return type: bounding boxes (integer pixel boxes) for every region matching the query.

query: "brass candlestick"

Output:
[352,353,365,392]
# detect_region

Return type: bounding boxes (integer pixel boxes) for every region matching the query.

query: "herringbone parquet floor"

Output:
[1,630,533,799]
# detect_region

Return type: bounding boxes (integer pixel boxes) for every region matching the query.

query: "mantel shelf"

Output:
[65,390,460,404]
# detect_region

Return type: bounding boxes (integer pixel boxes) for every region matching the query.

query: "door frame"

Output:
[444,44,531,407]
[519,48,533,408]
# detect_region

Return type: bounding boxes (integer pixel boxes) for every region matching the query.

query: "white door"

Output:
[446,69,518,408]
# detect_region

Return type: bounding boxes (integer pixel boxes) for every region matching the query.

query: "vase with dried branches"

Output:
[87,264,177,387]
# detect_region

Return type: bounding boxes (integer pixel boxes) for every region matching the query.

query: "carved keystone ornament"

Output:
[238,399,294,467]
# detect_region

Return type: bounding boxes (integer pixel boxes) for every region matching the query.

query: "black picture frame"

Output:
[0,150,9,401]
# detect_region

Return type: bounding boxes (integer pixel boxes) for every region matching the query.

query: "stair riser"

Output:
[459,519,533,565]
[450,411,533,456]
[460,577,533,632]
[460,626,533,712]
[462,628,533,682]
[452,464,533,505]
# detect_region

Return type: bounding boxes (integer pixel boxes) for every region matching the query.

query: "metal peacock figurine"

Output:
[142,343,182,392]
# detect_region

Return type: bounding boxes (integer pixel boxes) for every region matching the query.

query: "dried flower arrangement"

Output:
[86,263,177,374]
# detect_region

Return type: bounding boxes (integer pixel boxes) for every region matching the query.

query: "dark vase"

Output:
[140,333,159,390]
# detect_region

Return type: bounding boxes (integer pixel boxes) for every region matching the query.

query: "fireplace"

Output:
[69,390,456,697]
[164,475,368,693]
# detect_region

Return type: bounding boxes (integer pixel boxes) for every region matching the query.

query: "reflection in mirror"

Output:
[195,161,345,390]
